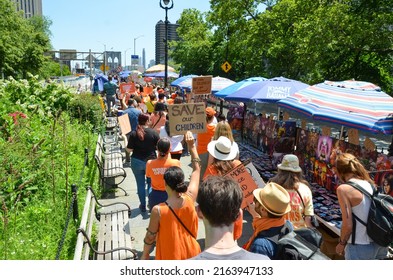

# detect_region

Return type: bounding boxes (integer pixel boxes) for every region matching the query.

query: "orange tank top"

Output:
[155,195,201,260]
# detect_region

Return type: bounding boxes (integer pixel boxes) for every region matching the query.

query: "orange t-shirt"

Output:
[146,157,181,191]
[203,159,243,240]
[155,195,201,260]
[150,112,167,133]
[196,123,216,154]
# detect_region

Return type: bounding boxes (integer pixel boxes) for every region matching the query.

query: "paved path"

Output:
[98,137,254,260]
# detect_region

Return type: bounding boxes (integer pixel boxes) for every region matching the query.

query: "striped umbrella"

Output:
[277,80,393,135]
[213,77,267,98]
[224,76,309,103]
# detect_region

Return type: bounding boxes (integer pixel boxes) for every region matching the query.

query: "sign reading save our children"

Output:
[225,160,266,209]
[167,103,207,135]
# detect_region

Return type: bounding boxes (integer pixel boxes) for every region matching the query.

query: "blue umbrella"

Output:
[224,76,309,103]
[213,77,266,98]
[170,74,198,87]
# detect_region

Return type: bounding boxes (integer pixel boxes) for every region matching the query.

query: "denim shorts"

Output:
[345,243,388,260]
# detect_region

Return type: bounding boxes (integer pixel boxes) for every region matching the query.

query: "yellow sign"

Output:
[221,61,232,73]
[100,64,109,71]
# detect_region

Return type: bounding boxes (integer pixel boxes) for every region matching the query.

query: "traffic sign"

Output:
[221,61,232,73]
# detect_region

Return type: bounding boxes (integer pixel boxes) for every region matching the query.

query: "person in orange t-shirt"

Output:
[197,106,216,179]
[146,137,180,211]
[141,131,201,260]
[203,136,243,241]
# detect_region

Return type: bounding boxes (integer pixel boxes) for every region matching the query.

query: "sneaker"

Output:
[139,205,147,213]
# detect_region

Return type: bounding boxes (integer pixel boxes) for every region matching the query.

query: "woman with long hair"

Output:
[149,102,167,133]
[334,153,388,259]
[126,113,160,213]
[146,137,181,211]
[141,131,201,260]
[269,154,315,229]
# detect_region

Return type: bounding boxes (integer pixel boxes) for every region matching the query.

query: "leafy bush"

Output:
[68,93,104,130]
[0,76,100,259]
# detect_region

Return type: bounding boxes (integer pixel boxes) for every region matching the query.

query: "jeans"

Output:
[345,242,388,260]
[148,189,168,211]
[106,95,116,116]
[131,157,151,207]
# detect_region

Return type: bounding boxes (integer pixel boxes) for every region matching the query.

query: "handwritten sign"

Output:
[321,126,331,136]
[167,103,207,135]
[301,119,307,129]
[120,83,135,94]
[192,76,212,95]
[348,128,359,145]
[118,114,131,135]
[225,161,263,209]
[364,137,376,152]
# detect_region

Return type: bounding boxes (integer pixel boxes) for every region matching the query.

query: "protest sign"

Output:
[118,114,131,135]
[192,76,212,95]
[225,160,265,209]
[167,103,206,135]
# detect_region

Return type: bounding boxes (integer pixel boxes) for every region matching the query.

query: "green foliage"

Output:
[0,76,99,259]
[0,0,52,79]
[171,0,393,93]
[69,94,105,129]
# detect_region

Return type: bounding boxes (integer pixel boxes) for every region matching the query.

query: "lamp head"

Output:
[163,0,170,4]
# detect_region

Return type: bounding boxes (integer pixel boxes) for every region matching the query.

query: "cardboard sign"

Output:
[225,161,261,209]
[192,76,212,95]
[143,86,153,95]
[167,103,207,135]
[348,128,359,145]
[120,83,135,94]
[118,114,131,135]
[301,119,307,129]
[364,137,376,152]
[321,126,331,136]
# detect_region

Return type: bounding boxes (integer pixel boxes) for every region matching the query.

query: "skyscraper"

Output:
[12,0,42,18]
[155,20,179,65]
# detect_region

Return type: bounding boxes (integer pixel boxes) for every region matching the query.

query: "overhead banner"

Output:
[167,103,207,135]
[192,76,212,95]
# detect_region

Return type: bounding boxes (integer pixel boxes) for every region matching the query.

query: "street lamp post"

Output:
[98,41,107,74]
[133,35,144,70]
[124,48,132,70]
[160,0,174,88]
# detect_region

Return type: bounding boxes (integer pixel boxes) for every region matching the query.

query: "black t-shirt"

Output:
[127,128,159,161]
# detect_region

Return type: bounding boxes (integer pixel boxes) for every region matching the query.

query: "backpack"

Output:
[346,181,393,247]
[260,222,330,260]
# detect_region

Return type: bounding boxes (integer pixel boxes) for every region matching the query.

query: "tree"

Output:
[0,0,52,79]
[170,9,214,75]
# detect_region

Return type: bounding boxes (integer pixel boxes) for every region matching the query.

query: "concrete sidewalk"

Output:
[99,138,254,260]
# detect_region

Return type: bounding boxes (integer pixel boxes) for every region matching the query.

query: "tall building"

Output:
[155,20,179,65]
[12,0,42,18]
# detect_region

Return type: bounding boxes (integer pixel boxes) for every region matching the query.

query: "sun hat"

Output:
[253,182,291,216]
[205,107,216,117]
[277,154,302,172]
[207,136,238,161]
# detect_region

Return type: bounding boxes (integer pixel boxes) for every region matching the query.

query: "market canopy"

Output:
[213,77,267,99]
[224,76,309,103]
[145,64,175,73]
[277,80,393,135]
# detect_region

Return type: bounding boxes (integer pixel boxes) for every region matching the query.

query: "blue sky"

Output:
[42,0,211,66]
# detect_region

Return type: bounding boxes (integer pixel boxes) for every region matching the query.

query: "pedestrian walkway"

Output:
[98,136,255,259]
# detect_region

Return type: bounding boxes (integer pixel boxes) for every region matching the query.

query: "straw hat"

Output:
[277,154,302,173]
[207,136,238,161]
[253,182,291,216]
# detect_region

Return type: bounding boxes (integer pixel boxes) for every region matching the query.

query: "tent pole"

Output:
[339,126,344,140]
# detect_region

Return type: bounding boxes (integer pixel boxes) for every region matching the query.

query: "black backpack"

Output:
[259,223,330,260]
[346,181,393,247]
